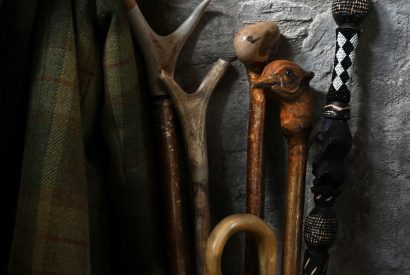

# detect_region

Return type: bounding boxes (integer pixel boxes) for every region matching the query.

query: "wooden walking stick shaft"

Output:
[245,78,267,275]
[233,22,280,275]
[253,60,315,275]
[206,214,278,275]
[153,97,187,274]
[283,141,308,275]
[246,73,267,218]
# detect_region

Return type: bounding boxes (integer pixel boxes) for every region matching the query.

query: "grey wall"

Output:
[155,0,409,274]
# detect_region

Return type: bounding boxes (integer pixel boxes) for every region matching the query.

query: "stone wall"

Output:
[144,0,410,274]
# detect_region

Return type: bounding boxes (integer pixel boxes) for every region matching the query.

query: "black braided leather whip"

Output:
[302,1,370,274]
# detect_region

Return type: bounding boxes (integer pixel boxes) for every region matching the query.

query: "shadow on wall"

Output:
[175,10,226,91]
[138,0,167,35]
[330,5,379,275]
[208,66,239,218]
[275,35,295,61]
[207,65,242,274]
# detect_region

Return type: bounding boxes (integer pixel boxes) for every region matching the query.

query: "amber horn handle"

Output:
[205,214,278,275]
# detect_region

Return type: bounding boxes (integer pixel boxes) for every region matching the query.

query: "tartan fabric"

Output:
[7,0,164,274]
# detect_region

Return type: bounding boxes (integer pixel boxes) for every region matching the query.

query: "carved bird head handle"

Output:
[253,60,314,100]
[253,60,315,139]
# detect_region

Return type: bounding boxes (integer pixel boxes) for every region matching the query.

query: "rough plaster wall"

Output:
[153,0,409,274]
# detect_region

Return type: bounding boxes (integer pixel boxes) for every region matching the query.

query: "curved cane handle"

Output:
[205,214,278,275]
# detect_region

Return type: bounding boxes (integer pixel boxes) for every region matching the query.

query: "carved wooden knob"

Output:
[234,22,280,66]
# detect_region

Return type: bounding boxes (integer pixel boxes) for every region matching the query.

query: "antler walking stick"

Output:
[205,214,278,275]
[302,1,370,274]
[159,59,229,275]
[233,22,280,275]
[253,61,315,275]
[125,1,213,274]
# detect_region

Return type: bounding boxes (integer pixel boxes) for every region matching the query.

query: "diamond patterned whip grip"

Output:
[326,28,359,105]
[324,27,360,119]
[302,0,370,274]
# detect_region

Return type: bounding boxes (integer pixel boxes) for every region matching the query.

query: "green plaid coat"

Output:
[2,0,165,274]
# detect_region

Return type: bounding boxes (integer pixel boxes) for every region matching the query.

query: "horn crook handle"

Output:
[205,214,278,275]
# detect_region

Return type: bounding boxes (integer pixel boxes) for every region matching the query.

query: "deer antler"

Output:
[126,0,213,95]
[125,1,215,274]
[159,59,230,275]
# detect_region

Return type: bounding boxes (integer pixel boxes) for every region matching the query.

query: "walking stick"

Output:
[302,1,370,274]
[125,1,213,274]
[233,22,280,275]
[253,60,315,275]
[159,59,229,275]
[205,214,278,275]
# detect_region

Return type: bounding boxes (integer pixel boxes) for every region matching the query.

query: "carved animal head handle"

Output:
[253,60,314,98]
[253,60,315,139]
[205,214,278,275]
[234,22,280,72]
